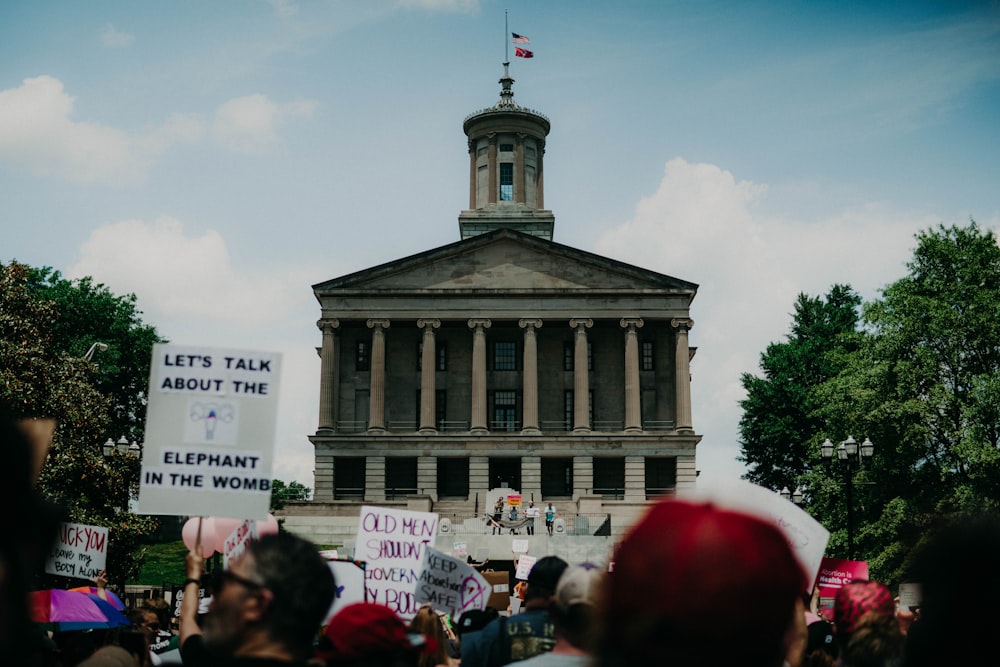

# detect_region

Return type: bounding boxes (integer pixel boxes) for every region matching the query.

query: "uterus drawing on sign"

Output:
[186,400,239,445]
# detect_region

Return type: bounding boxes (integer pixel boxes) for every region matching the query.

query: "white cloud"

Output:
[0,76,202,185]
[212,94,316,155]
[394,0,480,13]
[266,0,299,18]
[595,158,941,483]
[100,23,135,48]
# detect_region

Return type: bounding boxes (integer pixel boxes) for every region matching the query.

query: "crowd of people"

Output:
[3,401,998,666]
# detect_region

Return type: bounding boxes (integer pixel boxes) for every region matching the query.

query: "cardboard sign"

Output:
[46,522,108,579]
[816,557,869,617]
[354,505,438,618]
[507,494,522,507]
[514,554,537,580]
[324,559,368,623]
[171,585,209,617]
[681,479,830,588]
[222,519,258,568]
[416,547,490,617]
[481,570,510,611]
[138,344,281,519]
[898,582,921,610]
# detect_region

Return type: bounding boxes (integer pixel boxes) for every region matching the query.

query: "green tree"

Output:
[738,285,862,491]
[270,479,312,511]
[1,260,161,585]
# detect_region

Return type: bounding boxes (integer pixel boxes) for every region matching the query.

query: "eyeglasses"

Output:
[213,569,266,592]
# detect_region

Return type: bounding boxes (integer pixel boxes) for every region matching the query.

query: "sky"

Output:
[2,0,999,491]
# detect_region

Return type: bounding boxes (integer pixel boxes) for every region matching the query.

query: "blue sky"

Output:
[2,0,998,490]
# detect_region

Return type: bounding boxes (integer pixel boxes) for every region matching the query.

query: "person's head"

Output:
[597,499,806,667]
[525,555,569,603]
[201,531,335,660]
[832,580,894,648]
[128,607,160,644]
[408,606,448,667]
[318,602,430,667]
[78,645,138,667]
[551,563,603,651]
[839,612,903,667]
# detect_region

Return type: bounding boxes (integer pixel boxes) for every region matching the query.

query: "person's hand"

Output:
[93,569,109,589]
[186,550,205,581]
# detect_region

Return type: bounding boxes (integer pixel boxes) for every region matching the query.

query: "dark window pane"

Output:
[645,457,676,498]
[437,458,469,498]
[541,458,573,497]
[499,163,513,201]
[334,458,365,500]
[356,341,370,371]
[386,457,418,500]
[494,341,516,370]
[593,458,625,499]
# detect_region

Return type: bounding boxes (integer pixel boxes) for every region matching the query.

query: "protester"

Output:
[508,505,520,535]
[78,645,141,667]
[596,499,806,667]
[902,514,1000,666]
[180,530,336,666]
[524,502,539,536]
[408,605,452,667]
[515,563,603,667]
[460,555,568,667]
[832,580,902,667]
[315,602,431,667]
[492,498,505,535]
[543,503,555,536]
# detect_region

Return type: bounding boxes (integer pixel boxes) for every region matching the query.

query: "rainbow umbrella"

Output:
[30,589,131,631]
[67,586,126,611]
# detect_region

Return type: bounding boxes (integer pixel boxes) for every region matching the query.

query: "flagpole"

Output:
[505,9,509,63]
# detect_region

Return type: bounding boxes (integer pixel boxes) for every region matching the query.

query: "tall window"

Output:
[562,342,592,370]
[385,457,418,500]
[493,341,517,370]
[491,390,518,431]
[356,341,370,371]
[489,458,521,490]
[333,458,365,499]
[641,341,654,371]
[437,458,469,498]
[541,458,573,497]
[563,390,593,429]
[593,458,626,499]
[645,457,677,498]
[499,163,513,201]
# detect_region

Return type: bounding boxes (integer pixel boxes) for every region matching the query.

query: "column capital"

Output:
[486,132,497,144]
[367,319,391,330]
[519,318,543,330]
[569,318,593,330]
[468,318,492,330]
[317,318,340,332]
[417,318,441,330]
[671,318,694,331]
[620,318,644,331]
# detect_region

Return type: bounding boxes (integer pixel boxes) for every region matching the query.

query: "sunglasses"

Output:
[213,569,266,592]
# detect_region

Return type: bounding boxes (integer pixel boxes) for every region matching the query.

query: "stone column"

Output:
[515,133,526,204]
[367,319,390,432]
[317,318,339,433]
[672,318,694,433]
[469,319,491,434]
[620,318,644,432]
[519,318,542,434]
[487,133,498,205]
[570,318,593,432]
[536,140,545,209]
[418,319,440,433]
[468,138,477,208]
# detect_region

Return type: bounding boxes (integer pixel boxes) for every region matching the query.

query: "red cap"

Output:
[833,581,894,634]
[600,499,806,667]
[318,602,432,663]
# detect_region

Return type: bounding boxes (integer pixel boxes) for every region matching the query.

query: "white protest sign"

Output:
[46,522,108,579]
[355,505,438,618]
[514,554,537,581]
[511,539,529,554]
[223,519,258,568]
[680,479,830,588]
[138,344,281,519]
[323,559,368,624]
[416,546,491,618]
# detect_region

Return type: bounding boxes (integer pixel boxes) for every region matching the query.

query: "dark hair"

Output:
[246,532,336,657]
[842,613,903,667]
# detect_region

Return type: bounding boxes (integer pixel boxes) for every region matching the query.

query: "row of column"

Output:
[316,317,694,435]
[468,133,545,209]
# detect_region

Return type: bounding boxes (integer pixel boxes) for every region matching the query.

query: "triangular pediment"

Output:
[313,229,697,294]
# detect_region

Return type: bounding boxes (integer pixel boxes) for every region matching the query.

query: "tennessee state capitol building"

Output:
[282,64,701,557]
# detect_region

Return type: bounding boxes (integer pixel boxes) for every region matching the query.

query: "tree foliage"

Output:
[1,260,163,585]
[270,479,312,511]
[739,222,1000,586]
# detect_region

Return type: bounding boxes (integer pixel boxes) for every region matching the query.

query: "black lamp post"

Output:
[821,435,874,559]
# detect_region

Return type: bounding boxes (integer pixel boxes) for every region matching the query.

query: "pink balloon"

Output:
[256,514,279,536]
[181,517,217,557]
[213,517,243,553]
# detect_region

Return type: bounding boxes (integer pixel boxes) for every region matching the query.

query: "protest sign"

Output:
[511,539,529,554]
[354,505,438,617]
[138,344,281,519]
[453,542,467,557]
[506,494,522,507]
[415,546,490,617]
[514,554,537,580]
[222,519,258,568]
[680,479,830,588]
[324,559,368,623]
[898,582,921,611]
[46,522,108,579]
[482,570,510,611]
[816,557,869,617]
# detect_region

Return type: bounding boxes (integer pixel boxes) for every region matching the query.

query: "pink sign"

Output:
[815,557,869,619]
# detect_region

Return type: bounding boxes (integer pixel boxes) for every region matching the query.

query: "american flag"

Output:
[511,32,530,44]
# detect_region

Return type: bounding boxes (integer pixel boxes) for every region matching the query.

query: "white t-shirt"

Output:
[525,505,540,518]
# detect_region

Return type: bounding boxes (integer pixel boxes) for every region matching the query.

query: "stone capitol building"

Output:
[281,64,701,560]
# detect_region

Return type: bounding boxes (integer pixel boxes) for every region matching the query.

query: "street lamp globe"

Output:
[860,437,875,459]
[116,435,129,455]
[103,438,114,456]
[844,435,859,456]
[837,441,848,461]
[821,438,835,459]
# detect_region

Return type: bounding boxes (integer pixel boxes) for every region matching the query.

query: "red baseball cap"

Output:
[833,581,894,634]
[317,603,433,664]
